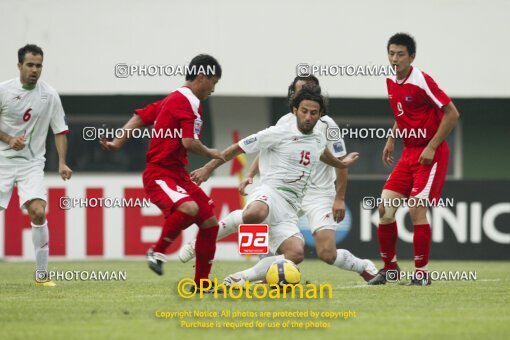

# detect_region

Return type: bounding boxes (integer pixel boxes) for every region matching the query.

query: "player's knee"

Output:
[284,249,304,264]
[200,216,218,228]
[379,204,396,224]
[242,208,266,224]
[409,206,428,224]
[177,201,199,216]
[28,204,46,224]
[317,248,337,265]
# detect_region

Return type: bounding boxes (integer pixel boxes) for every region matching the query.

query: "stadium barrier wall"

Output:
[0,176,508,260]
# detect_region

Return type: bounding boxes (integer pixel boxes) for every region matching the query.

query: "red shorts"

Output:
[383,142,449,201]
[143,166,215,224]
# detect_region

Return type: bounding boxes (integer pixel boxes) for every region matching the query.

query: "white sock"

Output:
[32,221,49,276]
[333,249,366,274]
[217,209,243,240]
[239,255,284,282]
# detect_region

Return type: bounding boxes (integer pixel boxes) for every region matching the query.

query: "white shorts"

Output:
[0,160,46,210]
[300,193,337,234]
[246,184,304,254]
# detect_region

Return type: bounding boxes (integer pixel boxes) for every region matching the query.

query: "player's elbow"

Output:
[131,114,147,129]
[181,138,195,150]
[444,103,460,121]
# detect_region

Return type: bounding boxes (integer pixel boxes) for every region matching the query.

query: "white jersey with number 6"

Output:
[238,122,326,209]
[276,113,346,196]
[0,78,68,164]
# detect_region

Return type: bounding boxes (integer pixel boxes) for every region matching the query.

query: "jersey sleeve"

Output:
[323,116,347,157]
[275,113,293,127]
[238,126,284,154]
[422,72,451,108]
[134,99,163,125]
[172,101,201,140]
[50,92,68,134]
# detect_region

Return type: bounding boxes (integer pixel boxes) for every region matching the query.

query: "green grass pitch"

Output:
[1,259,509,339]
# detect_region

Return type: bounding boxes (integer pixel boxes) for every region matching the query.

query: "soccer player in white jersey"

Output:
[0,44,72,287]
[181,77,377,282]
[189,85,360,285]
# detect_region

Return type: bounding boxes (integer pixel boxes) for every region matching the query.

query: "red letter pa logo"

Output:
[238,224,269,254]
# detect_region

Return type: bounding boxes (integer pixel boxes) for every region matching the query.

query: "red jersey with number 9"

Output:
[386,66,451,147]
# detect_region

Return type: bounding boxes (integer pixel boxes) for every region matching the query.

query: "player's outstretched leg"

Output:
[148,202,197,275]
[314,229,377,282]
[178,209,243,263]
[28,200,55,287]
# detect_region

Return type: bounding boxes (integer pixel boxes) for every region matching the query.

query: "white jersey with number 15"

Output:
[276,113,346,196]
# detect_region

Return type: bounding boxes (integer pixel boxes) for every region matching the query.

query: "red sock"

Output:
[413,224,431,269]
[153,210,195,253]
[194,226,219,283]
[377,221,398,270]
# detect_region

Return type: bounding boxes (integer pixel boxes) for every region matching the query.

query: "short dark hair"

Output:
[387,33,416,56]
[186,54,222,81]
[287,75,320,100]
[18,44,44,64]
[291,84,326,113]
[287,75,320,111]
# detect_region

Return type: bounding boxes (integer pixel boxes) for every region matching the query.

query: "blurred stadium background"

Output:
[1,0,509,262]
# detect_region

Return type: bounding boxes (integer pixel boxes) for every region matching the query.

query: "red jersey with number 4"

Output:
[386,67,451,147]
[144,86,203,169]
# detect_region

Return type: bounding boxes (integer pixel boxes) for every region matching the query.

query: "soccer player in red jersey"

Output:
[368,33,460,286]
[136,55,224,288]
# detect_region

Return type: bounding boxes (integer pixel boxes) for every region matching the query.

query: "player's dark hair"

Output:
[287,75,320,100]
[291,84,327,113]
[18,44,44,64]
[186,54,222,81]
[387,33,416,56]
[287,75,320,112]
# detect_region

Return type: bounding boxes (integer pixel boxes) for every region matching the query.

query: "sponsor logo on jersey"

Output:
[243,136,257,145]
[388,94,393,99]
[333,142,344,153]
[13,95,21,101]
[405,96,413,102]
[41,95,48,104]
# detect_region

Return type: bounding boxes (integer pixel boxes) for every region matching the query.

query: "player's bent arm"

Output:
[182,138,224,160]
[190,144,244,185]
[246,154,260,178]
[202,143,245,172]
[0,130,25,150]
[100,114,146,151]
[55,133,72,180]
[333,165,348,222]
[0,130,13,144]
[320,148,359,169]
[335,166,348,201]
[427,102,460,150]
